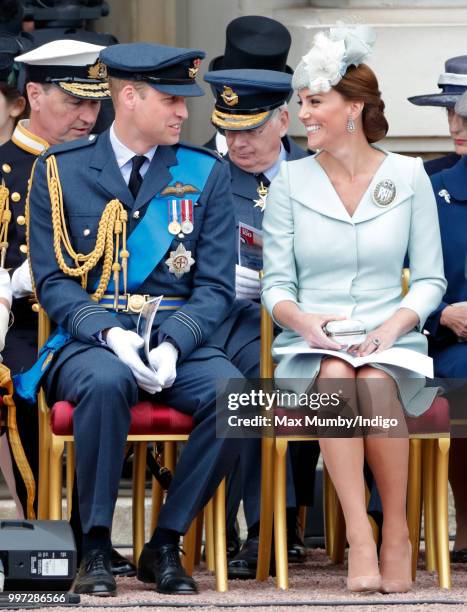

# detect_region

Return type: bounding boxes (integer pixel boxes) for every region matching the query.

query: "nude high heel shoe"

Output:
[380,540,413,594]
[346,544,382,593]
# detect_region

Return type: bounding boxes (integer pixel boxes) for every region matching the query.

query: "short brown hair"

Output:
[108,76,147,104]
[334,63,388,143]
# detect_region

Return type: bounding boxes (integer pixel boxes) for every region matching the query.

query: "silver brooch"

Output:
[165,243,195,279]
[438,189,451,204]
[373,179,396,208]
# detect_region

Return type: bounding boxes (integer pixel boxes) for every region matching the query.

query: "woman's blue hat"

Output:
[408,56,467,108]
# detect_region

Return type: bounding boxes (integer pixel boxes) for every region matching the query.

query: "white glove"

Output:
[148,341,178,389]
[235,264,260,300]
[0,303,9,353]
[11,260,33,299]
[106,327,161,394]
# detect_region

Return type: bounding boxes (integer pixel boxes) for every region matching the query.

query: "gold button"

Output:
[19,244,28,254]
[11,192,21,202]
[2,164,11,174]
[31,303,40,313]
[16,215,25,226]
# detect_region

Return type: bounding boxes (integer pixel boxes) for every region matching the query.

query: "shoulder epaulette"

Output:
[178,141,223,161]
[40,134,98,158]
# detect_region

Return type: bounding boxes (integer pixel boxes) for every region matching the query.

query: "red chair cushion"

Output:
[50,400,194,436]
[406,396,450,435]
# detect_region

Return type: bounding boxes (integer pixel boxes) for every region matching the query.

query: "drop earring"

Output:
[347,117,356,133]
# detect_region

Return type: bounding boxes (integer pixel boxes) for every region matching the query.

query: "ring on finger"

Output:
[372,338,381,347]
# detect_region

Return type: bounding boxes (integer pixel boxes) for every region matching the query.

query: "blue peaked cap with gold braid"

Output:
[204,68,292,131]
[100,42,206,97]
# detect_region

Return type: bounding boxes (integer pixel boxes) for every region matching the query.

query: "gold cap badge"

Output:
[221,86,239,107]
[188,58,202,79]
[88,60,107,80]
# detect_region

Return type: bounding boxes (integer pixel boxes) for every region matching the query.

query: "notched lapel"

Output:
[133,145,177,211]
[90,131,133,208]
[289,157,351,223]
[289,154,414,225]
[228,156,260,200]
[352,155,414,223]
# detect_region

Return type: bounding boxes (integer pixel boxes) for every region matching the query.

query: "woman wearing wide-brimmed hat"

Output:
[419,85,467,565]
[408,55,467,175]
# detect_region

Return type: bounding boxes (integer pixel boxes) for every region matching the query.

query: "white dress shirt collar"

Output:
[109,122,157,183]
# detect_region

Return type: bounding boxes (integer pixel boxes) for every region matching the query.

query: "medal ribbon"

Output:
[181,199,193,233]
[106,147,216,292]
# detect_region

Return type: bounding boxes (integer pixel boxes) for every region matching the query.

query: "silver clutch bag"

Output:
[323,319,367,346]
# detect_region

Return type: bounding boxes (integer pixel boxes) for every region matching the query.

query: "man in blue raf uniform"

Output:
[425,92,467,564]
[204,68,320,578]
[27,42,242,596]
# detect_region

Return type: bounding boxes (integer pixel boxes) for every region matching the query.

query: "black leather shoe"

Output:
[228,532,306,580]
[228,537,259,579]
[451,548,467,563]
[227,530,241,560]
[287,528,307,563]
[137,544,197,594]
[228,536,274,580]
[72,549,116,597]
[110,548,137,577]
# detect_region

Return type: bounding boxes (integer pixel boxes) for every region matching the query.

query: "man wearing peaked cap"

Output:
[204,67,320,578]
[0,36,108,556]
[24,41,243,596]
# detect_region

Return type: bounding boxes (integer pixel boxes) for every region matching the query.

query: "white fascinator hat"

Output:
[292,24,376,94]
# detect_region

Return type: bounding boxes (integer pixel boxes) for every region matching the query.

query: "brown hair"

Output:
[0,82,22,104]
[0,82,27,122]
[108,77,147,105]
[334,63,388,143]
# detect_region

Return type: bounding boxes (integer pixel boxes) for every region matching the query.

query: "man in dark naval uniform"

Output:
[26,41,243,596]
[203,67,320,579]
[408,55,467,175]
[0,37,107,519]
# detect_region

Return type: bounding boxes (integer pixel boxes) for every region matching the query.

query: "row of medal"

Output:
[168,198,194,237]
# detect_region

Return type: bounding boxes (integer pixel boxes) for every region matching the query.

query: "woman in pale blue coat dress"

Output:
[261,27,446,594]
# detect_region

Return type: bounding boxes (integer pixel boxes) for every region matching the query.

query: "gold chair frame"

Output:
[256,269,451,589]
[36,307,229,591]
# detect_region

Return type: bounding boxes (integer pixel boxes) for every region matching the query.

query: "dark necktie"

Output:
[128,155,146,198]
[255,172,271,188]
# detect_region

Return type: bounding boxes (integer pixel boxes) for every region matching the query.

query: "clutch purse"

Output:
[323,319,367,346]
